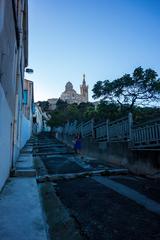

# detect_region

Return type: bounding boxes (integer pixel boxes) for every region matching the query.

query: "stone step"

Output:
[14,169,36,177]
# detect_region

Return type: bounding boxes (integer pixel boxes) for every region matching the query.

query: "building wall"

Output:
[20,113,32,148]
[13,83,23,164]
[23,80,33,119]
[0,0,18,114]
[48,98,58,110]
[0,85,13,190]
[36,107,43,133]
[0,0,18,190]
[33,104,43,134]
[12,0,29,163]
[0,0,29,191]
[21,79,34,147]
[60,90,87,104]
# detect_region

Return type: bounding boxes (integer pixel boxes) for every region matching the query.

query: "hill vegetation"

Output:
[46,67,160,129]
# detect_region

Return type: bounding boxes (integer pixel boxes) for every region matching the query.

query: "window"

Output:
[23,90,28,104]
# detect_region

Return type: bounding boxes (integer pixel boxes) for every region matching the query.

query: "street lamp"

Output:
[25,68,34,74]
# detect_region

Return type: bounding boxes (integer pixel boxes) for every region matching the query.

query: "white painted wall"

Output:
[0,0,29,190]
[35,106,43,133]
[0,85,13,191]
[20,114,32,148]
[43,121,51,132]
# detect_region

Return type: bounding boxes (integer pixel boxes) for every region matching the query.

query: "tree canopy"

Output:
[92,67,160,109]
[56,99,68,111]
[46,67,160,130]
[47,100,95,129]
[47,99,160,129]
[37,101,49,111]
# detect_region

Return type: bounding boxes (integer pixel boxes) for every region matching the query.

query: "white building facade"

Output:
[33,103,51,134]
[48,75,89,110]
[60,74,88,104]
[0,0,29,190]
[33,104,43,134]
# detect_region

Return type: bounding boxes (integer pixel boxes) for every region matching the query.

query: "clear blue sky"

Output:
[27,0,160,102]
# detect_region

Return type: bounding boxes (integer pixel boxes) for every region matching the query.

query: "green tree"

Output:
[56,99,68,111]
[37,101,49,111]
[47,110,67,130]
[92,67,160,110]
[83,105,96,121]
[66,104,79,121]
[77,102,95,122]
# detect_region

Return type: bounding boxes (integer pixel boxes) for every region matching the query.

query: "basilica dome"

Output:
[65,82,73,91]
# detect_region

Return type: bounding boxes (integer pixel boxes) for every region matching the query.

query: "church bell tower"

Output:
[80,74,88,102]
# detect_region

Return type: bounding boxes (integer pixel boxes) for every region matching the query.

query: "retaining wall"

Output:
[58,134,160,176]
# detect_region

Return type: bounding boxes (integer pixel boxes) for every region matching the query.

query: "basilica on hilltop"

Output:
[60,74,88,104]
[48,74,88,110]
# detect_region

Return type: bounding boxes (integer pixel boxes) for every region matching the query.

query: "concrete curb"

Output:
[37,168,129,183]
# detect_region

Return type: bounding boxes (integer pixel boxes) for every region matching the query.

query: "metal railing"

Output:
[94,113,132,142]
[64,121,77,135]
[76,123,83,135]
[132,119,160,148]
[109,113,132,141]
[81,119,94,137]
[94,121,109,141]
[63,114,132,142]
[61,114,160,149]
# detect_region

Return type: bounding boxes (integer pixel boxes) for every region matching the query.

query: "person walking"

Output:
[73,134,82,154]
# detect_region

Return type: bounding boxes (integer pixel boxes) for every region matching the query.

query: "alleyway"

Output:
[34,133,160,240]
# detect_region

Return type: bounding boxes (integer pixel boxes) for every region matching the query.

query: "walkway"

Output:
[0,138,47,240]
